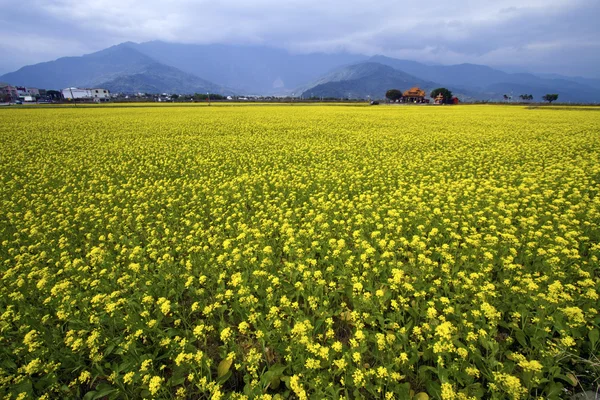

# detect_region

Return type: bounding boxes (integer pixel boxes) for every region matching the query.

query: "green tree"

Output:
[430,88,453,103]
[385,89,402,102]
[194,93,225,101]
[519,94,534,101]
[542,94,559,103]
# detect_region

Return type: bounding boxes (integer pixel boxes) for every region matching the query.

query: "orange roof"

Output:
[403,87,426,97]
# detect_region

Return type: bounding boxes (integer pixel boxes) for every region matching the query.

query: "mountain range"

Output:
[130,41,365,95]
[297,62,435,99]
[0,44,229,95]
[1,41,599,102]
[297,62,484,101]
[367,55,600,102]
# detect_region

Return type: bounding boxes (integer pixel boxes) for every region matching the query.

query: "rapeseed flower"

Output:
[1,104,598,399]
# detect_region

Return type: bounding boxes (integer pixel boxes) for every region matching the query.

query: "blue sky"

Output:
[1,0,599,77]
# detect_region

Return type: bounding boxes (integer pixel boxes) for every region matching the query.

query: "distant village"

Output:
[1,83,456,104]
[0,84,113,103]
[2,83,546,105]
[0,83,280,104]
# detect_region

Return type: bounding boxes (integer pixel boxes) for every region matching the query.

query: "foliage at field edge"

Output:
[0,105,599,399]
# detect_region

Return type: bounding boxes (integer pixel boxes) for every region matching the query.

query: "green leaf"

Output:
[262,364,286,390]
[515,330,528,348]
[217,358,233,378]
[414,392,429,400]
[14,380,33,396]
[172,376,186,386]
[556,374,578,387]
[589,328,599,348]
[82,391,97,400]
[268,364,287,376]
[217,370,232,384]
[269,375,281,390]
[522,371,533,387]
[418,365,437,380]
[544,381,564,400]
[93,388,118,400]
[95,383,113,391]
[2,359,17,369]
[314,318,325,331]
[548,366,560,377]
[104,344,115,357]
[425,381,440,398]
[466,383,485,398]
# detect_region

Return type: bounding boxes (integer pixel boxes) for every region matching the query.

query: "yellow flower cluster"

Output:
[0,104,598,399]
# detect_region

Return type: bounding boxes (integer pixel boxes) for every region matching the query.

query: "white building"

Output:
[62,87,110,102]
[62,88,91,99]
[90,88,110,100]
[16,87,40,98]
[16,87,28,97]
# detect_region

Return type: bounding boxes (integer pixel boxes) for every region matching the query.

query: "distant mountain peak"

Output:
[298,61,438,99]
[0,43,228,94]
[1,42,598,101]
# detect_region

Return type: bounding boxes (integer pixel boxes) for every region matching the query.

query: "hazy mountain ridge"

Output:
[298,62,435,99]
[0,43,230,94]
[130,41,366,95]
[0,44,154,88]
[298,62,484,100]
[299,62,420,88]
[1,41,599,101]
[95,62,232,94]
[536,73,600,90]
[369,55,600,102]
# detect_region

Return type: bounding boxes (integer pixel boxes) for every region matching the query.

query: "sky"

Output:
[1,0,599,78]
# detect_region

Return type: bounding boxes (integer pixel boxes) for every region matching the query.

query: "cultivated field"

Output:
[0,104,599,399]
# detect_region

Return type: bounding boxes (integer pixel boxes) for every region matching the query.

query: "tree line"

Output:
[499,93,560,103]
[508,94,558,103]
[385,88,560,103]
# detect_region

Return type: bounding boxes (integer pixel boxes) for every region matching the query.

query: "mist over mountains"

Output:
[1,41,598,102]
[131,41,365,95]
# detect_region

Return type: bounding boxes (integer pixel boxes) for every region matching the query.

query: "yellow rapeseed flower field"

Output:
[0,104,599,399]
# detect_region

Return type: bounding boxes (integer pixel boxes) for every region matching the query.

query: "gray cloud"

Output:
[1,0,598,77]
